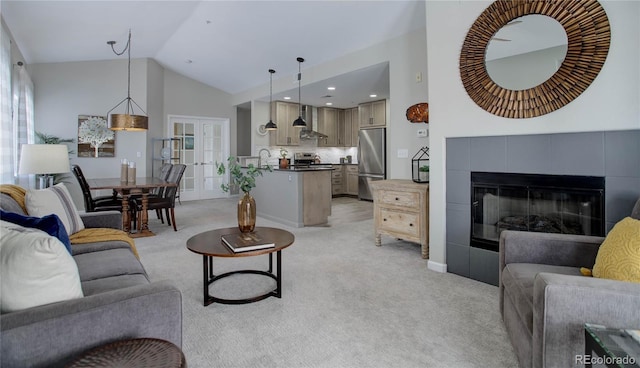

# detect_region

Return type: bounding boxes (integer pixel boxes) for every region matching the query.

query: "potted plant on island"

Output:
[279,147,289,169]
[216,157,273,233]
[419,165,430,182]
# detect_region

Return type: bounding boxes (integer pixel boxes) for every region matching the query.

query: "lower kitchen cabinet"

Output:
[332,165,358,197]
[345,165,358,195]
[251,168,332,227]
[331,166,344,196]
[371,180,429,259]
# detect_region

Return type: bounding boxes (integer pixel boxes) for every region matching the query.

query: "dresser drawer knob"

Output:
[409,223,413,227]
[383,218,387,221]
[395,197,399,200]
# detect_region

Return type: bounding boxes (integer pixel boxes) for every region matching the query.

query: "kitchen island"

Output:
[251,167,333,227]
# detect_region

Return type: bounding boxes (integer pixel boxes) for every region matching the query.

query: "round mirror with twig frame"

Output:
[459,0,611,119]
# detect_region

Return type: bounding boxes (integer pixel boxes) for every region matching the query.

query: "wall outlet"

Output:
[397,149,409,158]
[136,151,142,158]
[417,129,428,138]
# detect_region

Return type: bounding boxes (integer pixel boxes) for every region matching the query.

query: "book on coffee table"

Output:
[221,232,275,253]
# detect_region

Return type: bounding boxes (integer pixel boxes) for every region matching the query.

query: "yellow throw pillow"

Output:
[592,217,640,283]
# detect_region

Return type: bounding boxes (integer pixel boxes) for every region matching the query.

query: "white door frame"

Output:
[167,115,230,201]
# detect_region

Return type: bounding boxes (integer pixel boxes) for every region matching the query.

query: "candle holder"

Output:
[127,162,136,184]
[120,158,128,182]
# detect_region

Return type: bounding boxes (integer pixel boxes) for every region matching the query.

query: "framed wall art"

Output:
[77,115,115,157]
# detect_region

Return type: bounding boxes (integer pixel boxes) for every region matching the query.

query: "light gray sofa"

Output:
[0,193,183,368]
[499,198,640,368]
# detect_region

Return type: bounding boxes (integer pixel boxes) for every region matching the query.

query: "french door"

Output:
[169,115,229,201]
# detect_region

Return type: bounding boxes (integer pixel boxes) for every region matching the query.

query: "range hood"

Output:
[298,105,328,140]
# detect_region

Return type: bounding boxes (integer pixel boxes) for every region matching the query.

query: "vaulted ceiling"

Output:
[3,1,426,108]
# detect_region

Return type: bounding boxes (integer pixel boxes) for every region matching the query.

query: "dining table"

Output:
[87,177,177,238]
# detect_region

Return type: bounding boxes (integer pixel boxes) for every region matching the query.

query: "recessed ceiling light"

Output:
[369,94,377,98]
[325,102,333,106]
[283,96,291,100]
[327,86,336,91]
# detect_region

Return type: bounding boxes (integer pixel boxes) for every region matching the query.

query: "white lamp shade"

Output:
[18,144,70,175]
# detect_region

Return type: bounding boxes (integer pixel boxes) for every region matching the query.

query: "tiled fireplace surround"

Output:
[446,130,640,286]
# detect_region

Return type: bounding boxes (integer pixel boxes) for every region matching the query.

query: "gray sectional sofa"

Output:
[0,192,183,368]
[499,198,640,368]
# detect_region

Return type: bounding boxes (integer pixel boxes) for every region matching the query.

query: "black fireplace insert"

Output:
[471,172,605,252]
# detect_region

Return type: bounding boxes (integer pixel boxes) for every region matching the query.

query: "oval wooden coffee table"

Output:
[186,226,294,306]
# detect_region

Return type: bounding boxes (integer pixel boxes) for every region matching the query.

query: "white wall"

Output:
[147,59,166,176]
[30,59,149,179]
[233,27,430,179]
[162,69,235,154]
[250,100,270,153]
[28,58,235,179]
[426,1,640,268]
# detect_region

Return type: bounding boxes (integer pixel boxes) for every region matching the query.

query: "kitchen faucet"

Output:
[258,148,271,168]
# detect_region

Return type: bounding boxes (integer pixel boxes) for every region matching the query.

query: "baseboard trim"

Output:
[427,260,447,273]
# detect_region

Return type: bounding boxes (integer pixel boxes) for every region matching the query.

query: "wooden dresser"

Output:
[371,180,429,258]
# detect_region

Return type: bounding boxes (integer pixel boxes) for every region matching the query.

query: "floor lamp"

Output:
[18,144,71,189]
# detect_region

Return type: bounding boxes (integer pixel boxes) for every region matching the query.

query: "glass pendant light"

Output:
[265,69,277,130]
[292,57,307,128]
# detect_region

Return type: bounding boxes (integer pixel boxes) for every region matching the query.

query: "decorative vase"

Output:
[279,158,289,169]
[237,192,256,233]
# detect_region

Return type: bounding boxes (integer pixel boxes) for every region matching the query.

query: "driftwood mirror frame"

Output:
[459,0,611,119]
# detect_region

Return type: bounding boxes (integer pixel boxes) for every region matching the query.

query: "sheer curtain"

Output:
[0,25,35,185]
[0,26,12,183]
[12,63,35,187]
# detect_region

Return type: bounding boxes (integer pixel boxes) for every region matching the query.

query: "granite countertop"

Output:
[244,164,355,172]
[273,166,335,172]
[309,163,357,166]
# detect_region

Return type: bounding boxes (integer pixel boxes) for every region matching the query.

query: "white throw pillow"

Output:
[25,183,85,235]
[0,221,84,313]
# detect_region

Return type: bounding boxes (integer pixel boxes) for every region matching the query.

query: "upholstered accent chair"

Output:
[499,198,640,368]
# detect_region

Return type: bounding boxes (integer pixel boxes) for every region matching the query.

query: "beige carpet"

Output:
[133,197,518,368]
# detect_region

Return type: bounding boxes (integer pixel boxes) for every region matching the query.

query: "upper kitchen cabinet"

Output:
[269,101,300,146]
[319,107,359,147]
[359,100,386,128]
[342,107,359,147]
[317,107,338,147]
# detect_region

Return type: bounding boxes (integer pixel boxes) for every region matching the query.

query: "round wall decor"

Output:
[256,124,268,136]
[459,0,611,119]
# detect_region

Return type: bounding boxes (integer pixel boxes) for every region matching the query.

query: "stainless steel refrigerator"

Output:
[357,128,386,201]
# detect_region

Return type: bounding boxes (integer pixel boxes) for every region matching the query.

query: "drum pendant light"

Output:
[106,30,148,131]
[265,69,277,130]
[292,57,307,128]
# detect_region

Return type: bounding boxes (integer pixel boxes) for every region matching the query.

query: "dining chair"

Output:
[71,165,122,212]
[151,163,173,197]
[129,163,173,229]
[132,164,186,231]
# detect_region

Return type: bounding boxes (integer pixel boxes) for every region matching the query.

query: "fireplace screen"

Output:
[471,172,605,252]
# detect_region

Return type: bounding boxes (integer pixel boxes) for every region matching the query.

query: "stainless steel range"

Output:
[294,152,315,166]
